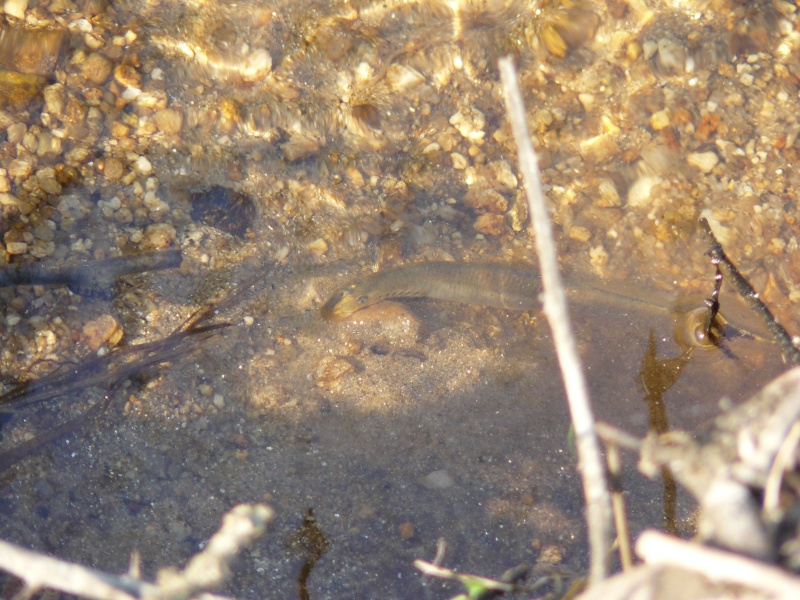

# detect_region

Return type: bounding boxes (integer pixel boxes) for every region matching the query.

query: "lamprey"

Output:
[320,261,763,351]
[320,262,540,321]
[0,249,182,299]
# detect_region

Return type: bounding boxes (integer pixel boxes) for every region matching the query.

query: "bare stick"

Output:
[764,420,800,518]
[595,422,642,452]
[699,217,800,364]
[0,541,139,600]
[606,444,633,571]
[637,530,800,599]
[499,56,612,583]
[0,504,273,600]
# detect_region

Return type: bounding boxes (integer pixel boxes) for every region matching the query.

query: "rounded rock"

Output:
[154,108,183,133]
[81,53,113,85]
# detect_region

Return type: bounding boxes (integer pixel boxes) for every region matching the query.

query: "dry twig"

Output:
[0,504,273,600]
[637,530,800,600]
[498,56,612,583]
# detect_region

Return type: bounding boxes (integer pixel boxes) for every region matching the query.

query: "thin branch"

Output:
[498,56,612,583]
[606,444,633,571]
[0,540,141,600]
[636,529,800,600]
[0,504,273,600]
[152,503,274,599]
[764,420,800,518]
[698,217,800,364]
[595,423,642,452]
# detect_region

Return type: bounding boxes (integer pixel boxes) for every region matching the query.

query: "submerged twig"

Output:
[0,504,273,600]
[0,322,230,473]
[499,56,612,583]
[699,217,800,365]
[0,323,229,411]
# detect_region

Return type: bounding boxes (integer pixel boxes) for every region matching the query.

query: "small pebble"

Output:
[83,314,123,351]
[449,107,486,141]
[345,166,364,188]
[8,159,33,180]
[133,156,153,176]
[687,151,719,173]
[5,241,28,254]
[140,223,176,249]
[315,356,355,391]
[114,64,142,89]
[420,470,454,489]
[627,176,660,207]
[489,160,518,190]
[473,213,505,236]
[649,109,671,130]
[281,134,319,161]
[656,38,686,74]
[104,157,124,181]
[463,187,507,214]
[81,53,113,85]
[538,544,566,565]
[596,179,621,207]
[398,522,415,540]
[307,238,328,256]
[154,108,183,133]
[579,133,620,162]
[3,0,27,19]
[451,152,468,170]
[43,83,66,116]
[240,49,272,81]
[7,123,26,145]
[569,226,591,242]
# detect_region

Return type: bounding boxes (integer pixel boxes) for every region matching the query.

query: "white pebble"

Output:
[68,18,92,32]
[687,151,719,173]
[420,470,454,490]
[627,176,661,208]
[5,241,28,254]
[451,152,468,170]
[449,107,486,142]
[650,109,671,130]
[133,156,152,176]
[122,87,142,101]
[3,0,27,20]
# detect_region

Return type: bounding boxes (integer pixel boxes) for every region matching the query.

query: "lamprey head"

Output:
[320,284,372,321]
[673,305,727,349]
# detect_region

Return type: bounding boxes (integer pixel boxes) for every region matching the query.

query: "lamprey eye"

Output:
[357,295,369,305]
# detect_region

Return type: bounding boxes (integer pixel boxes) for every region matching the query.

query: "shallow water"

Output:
[0,0,798,597]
